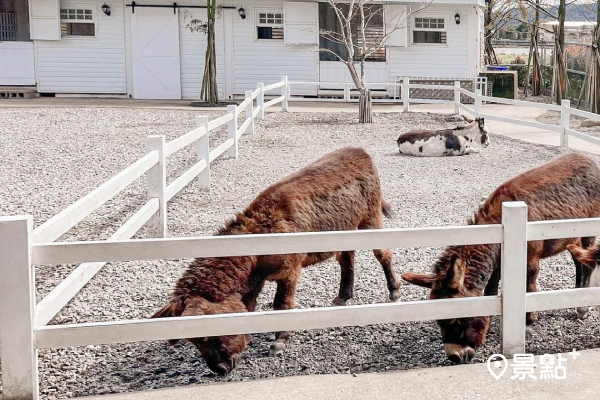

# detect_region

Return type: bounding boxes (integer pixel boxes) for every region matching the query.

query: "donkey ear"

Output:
[445,256,466,290]
[462,115,473,123]
[151,298,184,319]
[567,245,597,269]
[151,298,185,346]
[401,273,436,288]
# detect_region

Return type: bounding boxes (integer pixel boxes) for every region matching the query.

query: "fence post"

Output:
[344,84,350,102]
[281,75,289,112]
[257,82,265,120]
[500,201,528,358]
[146,135,167,238]
[454,81,460,114]
[245,90,255,135]
[0,216,39,400]
[402,77,410,112]
[474,85,482,118]
[196,116,210,192]
[227,104,239,158]
[560,99,570,147]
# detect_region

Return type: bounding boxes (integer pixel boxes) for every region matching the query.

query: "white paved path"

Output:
[87,349,600,400]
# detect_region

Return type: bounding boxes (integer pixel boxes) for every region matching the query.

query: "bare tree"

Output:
[484,0,518,65]
[318,0,428,123]
[183,0,219,105]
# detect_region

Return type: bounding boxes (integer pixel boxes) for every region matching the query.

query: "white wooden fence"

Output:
[3,76,600,400]
[289,78,600,150]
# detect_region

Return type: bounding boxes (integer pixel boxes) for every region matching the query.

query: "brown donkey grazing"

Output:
[402,153,600,364]
[152,147,402,375]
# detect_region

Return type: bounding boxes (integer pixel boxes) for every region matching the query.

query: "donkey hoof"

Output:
[577,307,590,320]
[269,341,287,357]
[332,296,348,306]
[525,326,534,336]
[389,289,401,302]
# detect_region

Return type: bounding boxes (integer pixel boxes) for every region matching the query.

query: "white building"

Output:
[0,0,485,99]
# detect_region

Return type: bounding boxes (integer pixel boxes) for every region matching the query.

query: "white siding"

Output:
[36,0,126,93]
[178,8,225,100]
[388,4,474,79]
[232,0,318,95]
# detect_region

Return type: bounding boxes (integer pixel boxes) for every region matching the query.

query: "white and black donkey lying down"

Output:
[397,116,490,156]
[152,147,600,375]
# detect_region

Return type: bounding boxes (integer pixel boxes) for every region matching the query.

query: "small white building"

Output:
[0,0,485,99]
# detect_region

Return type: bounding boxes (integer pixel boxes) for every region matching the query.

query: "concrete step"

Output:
[0,86,38,99]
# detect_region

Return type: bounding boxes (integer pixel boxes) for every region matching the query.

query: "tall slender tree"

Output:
[183,1,219,104]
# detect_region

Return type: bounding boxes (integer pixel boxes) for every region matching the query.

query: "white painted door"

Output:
[131,8,181,99]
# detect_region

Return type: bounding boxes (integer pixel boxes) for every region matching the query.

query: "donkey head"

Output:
[475,118,490,148]
[151,294,249,375]
[402,252,491,364]
[462,116,490,148]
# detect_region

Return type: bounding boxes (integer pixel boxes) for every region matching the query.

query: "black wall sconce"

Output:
[455,12,460,25]
[238,6,246,19]
[102,3,111,16]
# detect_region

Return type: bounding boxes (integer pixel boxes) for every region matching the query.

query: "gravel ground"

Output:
[1,108,600,399]
[537,110,600,138]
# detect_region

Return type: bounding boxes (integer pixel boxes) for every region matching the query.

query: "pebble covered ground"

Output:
[1,107,600,399]
[537,110,600,138]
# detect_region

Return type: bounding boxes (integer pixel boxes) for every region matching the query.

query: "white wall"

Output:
[231,0,318,95]
[388,4,476,80]
[35,0,126,93]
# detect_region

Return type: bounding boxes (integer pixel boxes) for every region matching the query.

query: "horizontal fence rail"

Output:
[32,151,159,244]
[32,225,504,265]
[35,296,502,349]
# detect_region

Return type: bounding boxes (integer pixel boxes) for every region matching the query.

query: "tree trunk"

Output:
[553,0,567,104]
[359,89,372,123]
[200,1,219,104]
[484,0,497,65]
[594,2,600,112]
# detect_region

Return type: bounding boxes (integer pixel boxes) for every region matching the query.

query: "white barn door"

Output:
[131,8,182,99]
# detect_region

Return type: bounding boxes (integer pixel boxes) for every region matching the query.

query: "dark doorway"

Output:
[0,0,31,41]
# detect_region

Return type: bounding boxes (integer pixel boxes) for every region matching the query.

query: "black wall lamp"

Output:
[238,6,246,19]
[455,12,460,25]
[102,3,111,16]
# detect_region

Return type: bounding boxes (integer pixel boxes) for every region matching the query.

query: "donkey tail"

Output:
[382,200,395,219]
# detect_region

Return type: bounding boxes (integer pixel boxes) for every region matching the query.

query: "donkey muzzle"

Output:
[444,343,475,364]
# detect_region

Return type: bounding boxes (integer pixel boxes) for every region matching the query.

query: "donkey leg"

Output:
[333,251,355,306]
[484,267,501,296]
[526,260,540,334]
[270,270,300,356]
[374,248,402,301]
[242,280,266,312]
[360,214,402,301]
[575,236,595,319]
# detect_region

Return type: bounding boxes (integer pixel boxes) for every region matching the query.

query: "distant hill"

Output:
[505,3,598,25]
[561,3,597,21]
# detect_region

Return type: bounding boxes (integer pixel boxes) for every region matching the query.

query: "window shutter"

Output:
[283,2,318,45]
[384,5,407,47]
[29,0,61,40]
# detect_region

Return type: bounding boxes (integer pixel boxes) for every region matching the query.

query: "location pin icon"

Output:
[487,354,508,380]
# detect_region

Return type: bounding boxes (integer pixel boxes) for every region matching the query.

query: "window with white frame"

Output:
[256,10,283,40]
[412,16,447,45]
[60,6,95,37]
